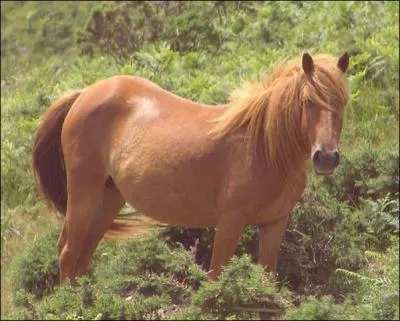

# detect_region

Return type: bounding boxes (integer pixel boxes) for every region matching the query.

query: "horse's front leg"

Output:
[258,215,289,273]
[208,211,246,280]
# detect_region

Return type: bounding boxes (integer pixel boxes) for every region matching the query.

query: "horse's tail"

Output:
[32,91,81,215]
[104,216,166,240]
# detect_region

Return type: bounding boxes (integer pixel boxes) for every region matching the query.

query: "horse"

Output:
[32,52,350,283]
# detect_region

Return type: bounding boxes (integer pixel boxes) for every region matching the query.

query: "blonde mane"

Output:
[209,54,349,179]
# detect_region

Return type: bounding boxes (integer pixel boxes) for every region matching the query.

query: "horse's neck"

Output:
[227,123,308,185]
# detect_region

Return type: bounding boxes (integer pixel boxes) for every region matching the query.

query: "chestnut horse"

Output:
[32,52,349,283]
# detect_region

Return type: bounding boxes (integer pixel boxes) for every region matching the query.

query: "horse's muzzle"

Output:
[312,148,340,175]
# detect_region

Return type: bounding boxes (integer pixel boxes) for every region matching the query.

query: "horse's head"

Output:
[300,52,349,175]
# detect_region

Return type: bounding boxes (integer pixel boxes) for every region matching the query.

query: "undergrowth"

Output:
[2,1,399,319]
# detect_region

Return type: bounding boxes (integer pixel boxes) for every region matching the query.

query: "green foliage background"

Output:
[1,1,399,320]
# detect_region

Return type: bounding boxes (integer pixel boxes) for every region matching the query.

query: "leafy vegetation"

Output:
[1,1,398,320]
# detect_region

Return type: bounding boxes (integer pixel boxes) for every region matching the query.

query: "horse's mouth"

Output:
[313,167,334,176]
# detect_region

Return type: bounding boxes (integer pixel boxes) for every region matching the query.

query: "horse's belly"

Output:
[111,141,222,228]
[118,178,218,228]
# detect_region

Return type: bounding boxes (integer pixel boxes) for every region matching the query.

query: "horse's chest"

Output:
[250,178,306,224]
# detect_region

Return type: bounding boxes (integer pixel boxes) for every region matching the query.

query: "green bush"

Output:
[9,236,292,320]
[162,225,258,272]
[77,1,255,60]
[190,255,292,320]
[2,1,399,319]
[336,241,399,320]
[284,241,399,320]
[283,295,370,320]
[11,224,59,298]
[95,233,207,289]
[322,140,399,205]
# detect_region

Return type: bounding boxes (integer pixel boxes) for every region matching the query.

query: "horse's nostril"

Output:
[312,150,322,164]
[332,151,340,167]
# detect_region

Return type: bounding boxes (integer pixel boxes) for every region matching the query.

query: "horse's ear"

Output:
[302,52,314,74]
[337,52,349,73]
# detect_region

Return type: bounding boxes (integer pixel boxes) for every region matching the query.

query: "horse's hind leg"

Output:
[58,169,108,283]
[74,183,125,276]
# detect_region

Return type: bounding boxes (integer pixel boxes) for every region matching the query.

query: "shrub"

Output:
[284,241,399,320]
[336,241,399,320]
[95,233,207,289]
[77,1,255,60]
[11,224,59,298]
[190,255,293,320]
[322,140,399,205]
[162,225,258,272]
[2,1,399,319]
[283,295,371,320]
